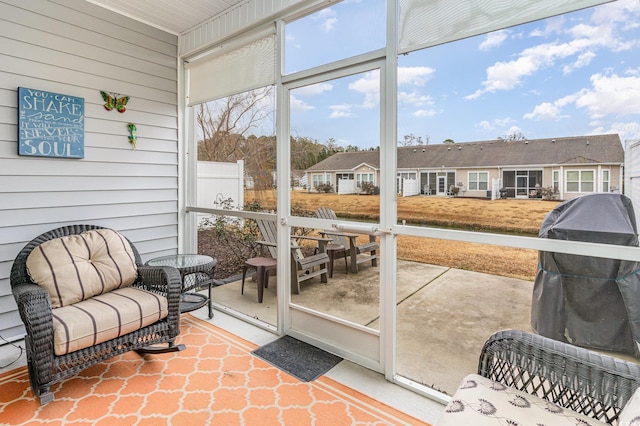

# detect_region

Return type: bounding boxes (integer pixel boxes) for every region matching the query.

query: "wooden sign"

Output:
[18,87,85,158]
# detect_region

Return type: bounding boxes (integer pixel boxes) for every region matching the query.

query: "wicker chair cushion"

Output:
[438,374,608,426]
[26,229,137,308]
[51,287,168,355]
[619,387,640,424]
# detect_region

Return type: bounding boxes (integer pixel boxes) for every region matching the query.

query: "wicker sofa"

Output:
[10,224,184,404]
[438,330,640,425]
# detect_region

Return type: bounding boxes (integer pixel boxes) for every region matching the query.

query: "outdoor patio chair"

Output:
[314,207,378,277]
[438,329,640,425]
[249,219,331,294]
[10,224,184,404]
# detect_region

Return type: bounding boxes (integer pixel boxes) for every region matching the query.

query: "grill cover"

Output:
[531,193,640,357]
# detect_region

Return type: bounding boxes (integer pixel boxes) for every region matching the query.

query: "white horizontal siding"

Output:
[0,0,179,342]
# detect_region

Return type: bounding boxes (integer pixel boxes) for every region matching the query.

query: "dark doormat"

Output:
[252,336,343,382]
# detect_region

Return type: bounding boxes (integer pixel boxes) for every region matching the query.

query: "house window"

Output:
[468,172,488,191]
[553,170,559,192]
[602,170,610,192]
[357,173,374,188]
[312,174,326,188]
[566,170,594,193]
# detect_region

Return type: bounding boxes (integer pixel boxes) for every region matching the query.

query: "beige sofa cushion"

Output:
[26,229,137,308]
[51,287,168,355]
[438,374,608,426]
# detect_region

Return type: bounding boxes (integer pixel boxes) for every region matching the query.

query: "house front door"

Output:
[516,175,529,198]
[438,176,447,195]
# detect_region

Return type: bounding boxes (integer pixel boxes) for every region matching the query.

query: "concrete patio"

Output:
[211,258,535,395]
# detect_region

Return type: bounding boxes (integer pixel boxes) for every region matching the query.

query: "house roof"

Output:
[306,134,624,172]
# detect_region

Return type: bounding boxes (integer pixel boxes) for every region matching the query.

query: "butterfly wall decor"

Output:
[100,91,130,113]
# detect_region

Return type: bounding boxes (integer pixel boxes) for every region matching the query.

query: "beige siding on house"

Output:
[549,164,622,201]
[0,0,178,342]
[459,168,495,198]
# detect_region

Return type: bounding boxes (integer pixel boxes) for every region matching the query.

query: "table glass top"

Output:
[146,254,216,269]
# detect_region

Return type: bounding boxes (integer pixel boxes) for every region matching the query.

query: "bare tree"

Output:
[196,87,274,162]
[196,88,276,191]
[399,133,425,146]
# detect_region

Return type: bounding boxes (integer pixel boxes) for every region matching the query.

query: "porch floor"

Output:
[0,259,539,424]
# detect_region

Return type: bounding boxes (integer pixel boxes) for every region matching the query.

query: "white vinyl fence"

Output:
[197,160,244,226]
[338,178,356,194]
[491,178,502,200]
[402,178,420,197]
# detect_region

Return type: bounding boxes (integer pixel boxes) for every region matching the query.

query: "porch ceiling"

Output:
[86,0,245,35]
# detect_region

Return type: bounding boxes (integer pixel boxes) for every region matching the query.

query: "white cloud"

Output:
[414,109,437,117]
[523,102,562,120]
[294,82,333,96]
[314,7,338,32]
[396,66,437,115]
[574,72,640,118]
[591,121,640,142]
[398,91,433,107]
[290,95,314,112]
[562,51,596,74]
[506,125,523,136]
[494,117,514,127]
[398,66,435,86]
[467,3,640,100]
[329,104,354,118]
[479,30,508,51]
[591,0,640,27]
[478,120,494,131]
[322,17,338,32]
[524,71,640,126]
[349,71,379,108]
[285,34,300,49]
[530,16,565,38]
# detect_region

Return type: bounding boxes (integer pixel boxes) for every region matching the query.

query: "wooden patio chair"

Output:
[249,219,331,294]
[314,207,378,276]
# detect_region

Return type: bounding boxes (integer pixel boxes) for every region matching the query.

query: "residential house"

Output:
[305,134,624,200]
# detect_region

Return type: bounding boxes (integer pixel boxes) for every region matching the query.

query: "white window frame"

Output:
[601,169,610,192]
[468,171,489,191]
[565,169,595,193]
[312,173,326,189]
[357,172,374,188]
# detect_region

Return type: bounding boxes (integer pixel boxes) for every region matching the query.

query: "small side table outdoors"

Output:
[146,254,217,319]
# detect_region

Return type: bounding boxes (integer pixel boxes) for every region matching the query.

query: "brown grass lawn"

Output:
[244,190,560,281]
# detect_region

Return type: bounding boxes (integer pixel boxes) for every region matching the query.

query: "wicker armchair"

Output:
[10,225,184,404]
[478,330,640,424]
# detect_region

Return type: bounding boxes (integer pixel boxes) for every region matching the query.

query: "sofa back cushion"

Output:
[26,229,137,308]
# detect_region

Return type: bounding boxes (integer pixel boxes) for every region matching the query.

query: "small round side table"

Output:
[146,254,217,319]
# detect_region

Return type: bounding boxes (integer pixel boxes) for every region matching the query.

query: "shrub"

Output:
[198,198,261,276]
[315,183,334,193]
[541,185,559,200]
[360,182,379,195]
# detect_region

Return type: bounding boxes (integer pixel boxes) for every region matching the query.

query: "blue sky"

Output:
[285,0,640,149]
